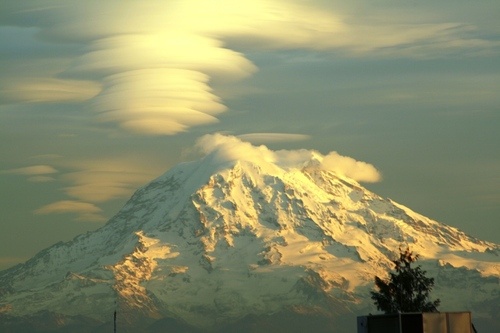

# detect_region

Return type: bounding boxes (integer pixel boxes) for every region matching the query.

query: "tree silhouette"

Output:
[371,247,440,313]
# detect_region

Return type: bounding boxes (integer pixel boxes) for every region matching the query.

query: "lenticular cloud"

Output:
[196,134,381,183]
[0,0,342,135]
[1,1,490,135]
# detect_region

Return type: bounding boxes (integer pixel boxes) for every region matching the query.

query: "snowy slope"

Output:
[0,138,498,332]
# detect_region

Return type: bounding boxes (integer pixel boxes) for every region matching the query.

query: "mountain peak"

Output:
[1,135,498,332]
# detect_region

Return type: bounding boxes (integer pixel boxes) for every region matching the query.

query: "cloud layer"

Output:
[35,200,105,222]
[197,134,381,183]
[1,1,497,135]
[1,165,58,176]
[1,165,58,182]
[60,159,159,203]
[2,157,164,223]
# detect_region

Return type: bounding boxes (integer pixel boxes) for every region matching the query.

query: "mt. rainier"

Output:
[0,134,498,333]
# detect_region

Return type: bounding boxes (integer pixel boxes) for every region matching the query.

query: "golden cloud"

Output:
[1,0,496,135]
[197,134,381,183]
[60,157,161,203]
[35,200,102,215]
[35,200,106,222]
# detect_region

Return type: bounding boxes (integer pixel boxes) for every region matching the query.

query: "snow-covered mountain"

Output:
[1,135,498,333]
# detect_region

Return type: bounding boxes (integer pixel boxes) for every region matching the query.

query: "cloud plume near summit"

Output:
[196,134,381,183]
[1,1,496,135]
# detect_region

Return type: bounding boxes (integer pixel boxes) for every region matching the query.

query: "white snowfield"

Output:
[0,138,498,330]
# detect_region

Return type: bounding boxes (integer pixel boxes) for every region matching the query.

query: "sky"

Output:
[0,0,499,271]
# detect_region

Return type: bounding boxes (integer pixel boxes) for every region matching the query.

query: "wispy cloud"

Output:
[1,165,58,176]
[27,176,56,183]
[1,157,161,222]
[62,180,133,203]
[35,200,105,222]
[35,200,101,214]
[45,157,162,221]
[61,160,158,203]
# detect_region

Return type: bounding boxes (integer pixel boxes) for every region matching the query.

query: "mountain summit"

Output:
[1,135,498,332]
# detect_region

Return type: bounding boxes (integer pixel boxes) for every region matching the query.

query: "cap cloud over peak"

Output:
[196,134,381,183]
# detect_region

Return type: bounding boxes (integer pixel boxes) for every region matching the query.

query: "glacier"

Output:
[0,138,498,333]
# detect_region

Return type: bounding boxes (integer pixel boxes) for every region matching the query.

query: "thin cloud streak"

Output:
[1,165,58,176]
[237,133,311,144]
[35,200,101,214]
[35,200,105,222]
[27,176,56,183]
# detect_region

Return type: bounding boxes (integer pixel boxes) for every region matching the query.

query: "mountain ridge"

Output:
[1,140,498,332]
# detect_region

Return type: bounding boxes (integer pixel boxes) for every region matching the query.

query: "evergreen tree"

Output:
[370,247,440,313]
